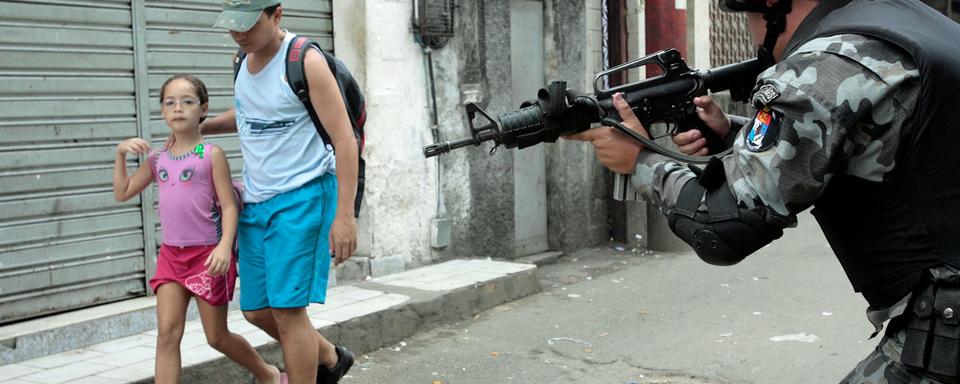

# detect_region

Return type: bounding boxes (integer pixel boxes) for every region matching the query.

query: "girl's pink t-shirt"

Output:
[149,143,221,246]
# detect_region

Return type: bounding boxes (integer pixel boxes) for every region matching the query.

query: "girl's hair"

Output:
[159,74,209,123]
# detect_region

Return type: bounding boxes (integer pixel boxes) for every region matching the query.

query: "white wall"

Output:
[690,0,711,69]
[333,0,445,269]
[626,0,646,80]
[333,0,604,271]
[585,0,603,92]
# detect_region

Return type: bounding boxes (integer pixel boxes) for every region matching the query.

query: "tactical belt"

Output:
[898,267,960,383]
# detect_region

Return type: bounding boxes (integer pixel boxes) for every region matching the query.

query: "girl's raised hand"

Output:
[204,244,231,277]
[117,138,152,156]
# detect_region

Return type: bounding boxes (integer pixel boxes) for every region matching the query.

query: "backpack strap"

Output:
[285,36,366,150]
[233,49,246,82]
[285,36,331,146]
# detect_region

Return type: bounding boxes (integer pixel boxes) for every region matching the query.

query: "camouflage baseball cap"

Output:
[213,0,281,32]
[719,0,769,12]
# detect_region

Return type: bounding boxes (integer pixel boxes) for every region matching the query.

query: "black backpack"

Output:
[234,35,366,217]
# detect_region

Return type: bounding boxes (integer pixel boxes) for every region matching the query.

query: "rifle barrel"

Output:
[423,125,499,158]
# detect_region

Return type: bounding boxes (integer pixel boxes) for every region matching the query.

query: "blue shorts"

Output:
[237,174,337,311]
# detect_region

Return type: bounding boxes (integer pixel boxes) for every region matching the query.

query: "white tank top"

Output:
[234,32,336,203]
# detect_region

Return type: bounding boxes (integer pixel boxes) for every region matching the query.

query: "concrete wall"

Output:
[332,0,611,273]
[689,0,711,69]
[333,0,438,274]
[544,0,610,252]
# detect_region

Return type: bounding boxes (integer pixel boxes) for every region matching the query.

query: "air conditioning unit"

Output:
[413,0,455,49]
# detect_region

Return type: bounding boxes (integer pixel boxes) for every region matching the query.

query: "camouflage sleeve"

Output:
[631,34,919,225]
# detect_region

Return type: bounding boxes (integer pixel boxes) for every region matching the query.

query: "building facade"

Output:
[0,0,615,324]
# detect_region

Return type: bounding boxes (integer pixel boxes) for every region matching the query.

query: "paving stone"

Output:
[19,349,105,369]
[351,294,410,311]
[374,279,422,288]
[417,279,478,291]
[239,329,275,347]
[314,296,358,311]
[61,376,127,384]
[310,306,373,323]
[20,361,113,384]
[84,346,155,368]
[450,271,507,282]
[96,360,155,382]
[87,335,154,354]
[334,288,385,301]
[226,319,260,334]
[179,332,210,350]
[309,318,335,329]
[0,364,40,381]
[1,379,44,384]
[180,345,222,366]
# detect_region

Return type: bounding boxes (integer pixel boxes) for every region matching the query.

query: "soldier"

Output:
[567,0,960,382]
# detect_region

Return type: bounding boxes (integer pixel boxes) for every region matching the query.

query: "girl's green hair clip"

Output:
[193,143,205,159]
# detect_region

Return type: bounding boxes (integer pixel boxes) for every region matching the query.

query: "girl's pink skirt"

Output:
[149,244,238,306]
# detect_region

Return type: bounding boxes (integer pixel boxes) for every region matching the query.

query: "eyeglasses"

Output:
[161,98,201,109]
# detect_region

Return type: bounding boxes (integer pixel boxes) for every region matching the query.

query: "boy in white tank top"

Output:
[207,1,359,382]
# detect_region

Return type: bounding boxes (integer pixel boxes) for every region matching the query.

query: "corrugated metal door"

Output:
[510,0,547,257]
[0,0,333,324]
[0,0,147,324]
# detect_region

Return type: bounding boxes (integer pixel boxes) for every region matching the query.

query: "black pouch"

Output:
[901,284,935,370]
[901,282,960,382]
[929,286,960,378]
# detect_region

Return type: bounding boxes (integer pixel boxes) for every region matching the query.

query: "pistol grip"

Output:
[682,115,727,155]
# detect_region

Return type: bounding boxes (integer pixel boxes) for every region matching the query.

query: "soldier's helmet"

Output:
[720,0,787,12]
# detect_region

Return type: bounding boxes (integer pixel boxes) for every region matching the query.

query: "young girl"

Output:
[112,74,285,384]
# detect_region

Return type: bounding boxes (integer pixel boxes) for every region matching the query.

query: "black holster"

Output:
[900,272,960,382]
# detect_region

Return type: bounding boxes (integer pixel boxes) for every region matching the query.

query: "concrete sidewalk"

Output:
[0,258,543,384]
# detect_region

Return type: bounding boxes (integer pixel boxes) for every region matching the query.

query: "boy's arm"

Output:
[113,138,154,202]
[202,51,241,136]
[164,109,236,150]
[303,48,358,266]
[200,108,238,135]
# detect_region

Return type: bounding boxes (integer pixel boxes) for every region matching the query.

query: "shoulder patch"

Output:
[752,84,781,108]
[745,107,782,152]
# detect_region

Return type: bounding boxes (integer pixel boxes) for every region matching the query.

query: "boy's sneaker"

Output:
[317,345,354,383]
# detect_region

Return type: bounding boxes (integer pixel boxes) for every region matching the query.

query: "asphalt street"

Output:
[344,211,877,384]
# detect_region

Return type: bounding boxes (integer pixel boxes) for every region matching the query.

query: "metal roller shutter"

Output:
[0,0,146,324]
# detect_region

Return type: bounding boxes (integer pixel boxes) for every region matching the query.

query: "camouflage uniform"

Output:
[630,34,932,383]
[842,329,943,384]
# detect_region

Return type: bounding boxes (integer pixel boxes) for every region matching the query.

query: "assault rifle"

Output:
[423,48,772,164]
